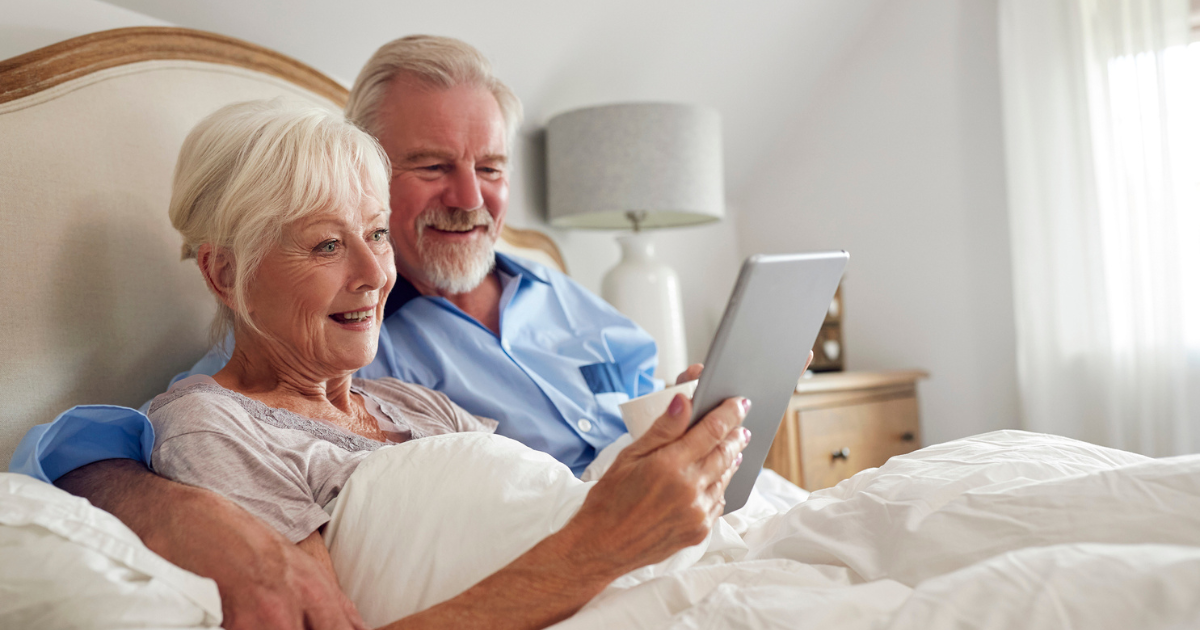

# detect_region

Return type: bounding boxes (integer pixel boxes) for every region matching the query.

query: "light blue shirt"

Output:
[363,254,661,474]
[10,254,661,481]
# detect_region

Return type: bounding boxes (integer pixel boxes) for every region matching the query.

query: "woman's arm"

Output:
[389,394,748,629]
[300,393,747,630]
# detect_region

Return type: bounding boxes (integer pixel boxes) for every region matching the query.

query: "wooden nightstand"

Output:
[764,370,928,491]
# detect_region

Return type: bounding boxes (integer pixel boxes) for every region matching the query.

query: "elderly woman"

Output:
[148,100,750,629]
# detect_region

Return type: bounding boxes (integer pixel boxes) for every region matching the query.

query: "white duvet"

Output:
[326,430,1200,629]
[4,430,1198,629]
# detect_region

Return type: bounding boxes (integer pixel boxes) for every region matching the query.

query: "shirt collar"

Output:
[384,252,549,319]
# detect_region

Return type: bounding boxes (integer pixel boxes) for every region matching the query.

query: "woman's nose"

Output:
[349,240,389,292]
[443,168,484,211]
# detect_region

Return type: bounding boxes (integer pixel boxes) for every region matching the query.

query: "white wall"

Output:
[0,0,167,60]
[5,0,1020,444]
[91,0,885,366]
[735,0,1019,444]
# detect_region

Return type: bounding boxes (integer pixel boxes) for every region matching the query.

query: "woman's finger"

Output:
[696,422,748,486]
[674,397,749,462]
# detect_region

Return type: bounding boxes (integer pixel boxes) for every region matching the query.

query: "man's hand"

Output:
[56,460,366,630]
[563,392,750,573]
[674,363,704,385]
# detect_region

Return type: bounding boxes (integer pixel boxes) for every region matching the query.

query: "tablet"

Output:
[689,251,848,513]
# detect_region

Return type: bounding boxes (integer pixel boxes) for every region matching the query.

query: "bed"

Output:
[3,27,1200,630]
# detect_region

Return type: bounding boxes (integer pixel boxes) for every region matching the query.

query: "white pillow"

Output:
[0,472,221,628]
[324,433,594,627]
[325,432,813,628]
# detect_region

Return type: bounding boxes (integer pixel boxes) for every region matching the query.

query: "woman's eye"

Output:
[371,229,389,242]
[317,240,338,253]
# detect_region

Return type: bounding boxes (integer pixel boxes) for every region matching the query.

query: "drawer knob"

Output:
[901,432,916,442]
[831,447,850,460]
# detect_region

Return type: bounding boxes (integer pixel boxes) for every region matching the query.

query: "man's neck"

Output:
[407,270,503,336]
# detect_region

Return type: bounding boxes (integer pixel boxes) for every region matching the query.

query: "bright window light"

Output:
[1098,43,1200,352]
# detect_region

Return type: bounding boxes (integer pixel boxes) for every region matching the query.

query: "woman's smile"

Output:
[330,305,378,331]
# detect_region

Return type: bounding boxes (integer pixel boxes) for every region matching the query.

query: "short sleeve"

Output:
[356,377,498,436]
[151,402,330,543]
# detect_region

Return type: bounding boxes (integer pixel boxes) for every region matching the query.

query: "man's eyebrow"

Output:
[396,150,509,165]
[398,149,455,164]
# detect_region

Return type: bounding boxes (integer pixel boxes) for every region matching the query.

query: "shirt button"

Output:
[577,418,593,432]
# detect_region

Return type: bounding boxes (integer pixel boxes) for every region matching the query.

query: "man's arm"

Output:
[56,459,366,630]
[58,390,746,630]
[380,392,749,630]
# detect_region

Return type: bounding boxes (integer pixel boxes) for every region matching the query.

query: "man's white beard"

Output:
[415,206,497,295]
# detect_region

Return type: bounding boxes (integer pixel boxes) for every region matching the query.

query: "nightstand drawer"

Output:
[762,370,926,491]
[798,396,920,490]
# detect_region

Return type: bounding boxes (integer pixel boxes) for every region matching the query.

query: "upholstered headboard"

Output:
[0,27,565,466]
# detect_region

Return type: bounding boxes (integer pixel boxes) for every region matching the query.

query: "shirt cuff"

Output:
[8,405,155,483]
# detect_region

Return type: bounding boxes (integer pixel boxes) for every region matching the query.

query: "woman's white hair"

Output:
[345,35,523,142]
[169,99,391,344]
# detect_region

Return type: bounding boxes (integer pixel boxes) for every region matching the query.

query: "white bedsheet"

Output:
[327,430,1200,629]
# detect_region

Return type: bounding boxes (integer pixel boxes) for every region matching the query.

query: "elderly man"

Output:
[11,35,743,630]
[171,35,675,475]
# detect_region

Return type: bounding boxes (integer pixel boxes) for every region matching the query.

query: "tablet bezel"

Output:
[688,251,849,512]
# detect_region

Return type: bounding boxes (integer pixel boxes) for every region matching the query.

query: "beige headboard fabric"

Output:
[0,27,564,466]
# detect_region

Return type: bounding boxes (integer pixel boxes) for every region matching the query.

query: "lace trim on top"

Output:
[150,382,392,453]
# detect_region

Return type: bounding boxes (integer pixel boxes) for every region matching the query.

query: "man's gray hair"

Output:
[345,35,523,142]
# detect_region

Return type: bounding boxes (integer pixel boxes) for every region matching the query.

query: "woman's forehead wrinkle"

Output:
[292,202,387,232]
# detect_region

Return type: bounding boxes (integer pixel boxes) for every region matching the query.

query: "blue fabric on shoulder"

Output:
[8,405,155,484]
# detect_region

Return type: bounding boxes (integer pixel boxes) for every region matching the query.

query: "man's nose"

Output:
[443,168,484,210]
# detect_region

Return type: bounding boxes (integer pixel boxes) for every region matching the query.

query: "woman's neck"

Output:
[213,334,358,418]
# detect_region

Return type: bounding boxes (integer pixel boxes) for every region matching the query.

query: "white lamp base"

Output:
[601,233,688,382]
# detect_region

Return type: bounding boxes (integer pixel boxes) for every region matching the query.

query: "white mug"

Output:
[619,380,699,440]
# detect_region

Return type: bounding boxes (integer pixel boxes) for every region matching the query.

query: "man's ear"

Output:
[196,243,238,311]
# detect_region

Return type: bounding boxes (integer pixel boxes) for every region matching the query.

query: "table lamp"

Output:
[547,102,725,381]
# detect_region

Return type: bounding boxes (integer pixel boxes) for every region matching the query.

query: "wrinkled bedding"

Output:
[327,430,1200,629]
[4,429,1196,629]
[0,473,222,628]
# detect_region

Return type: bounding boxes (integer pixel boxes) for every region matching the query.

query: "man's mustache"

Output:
[417,207,495,234]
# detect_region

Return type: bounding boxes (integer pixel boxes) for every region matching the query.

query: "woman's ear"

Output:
[196,243,238,311]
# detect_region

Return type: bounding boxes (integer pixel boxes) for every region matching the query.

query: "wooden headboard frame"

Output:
[0,26,567,271]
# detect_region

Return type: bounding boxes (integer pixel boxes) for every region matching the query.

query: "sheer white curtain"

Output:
[999,0,1200,456]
